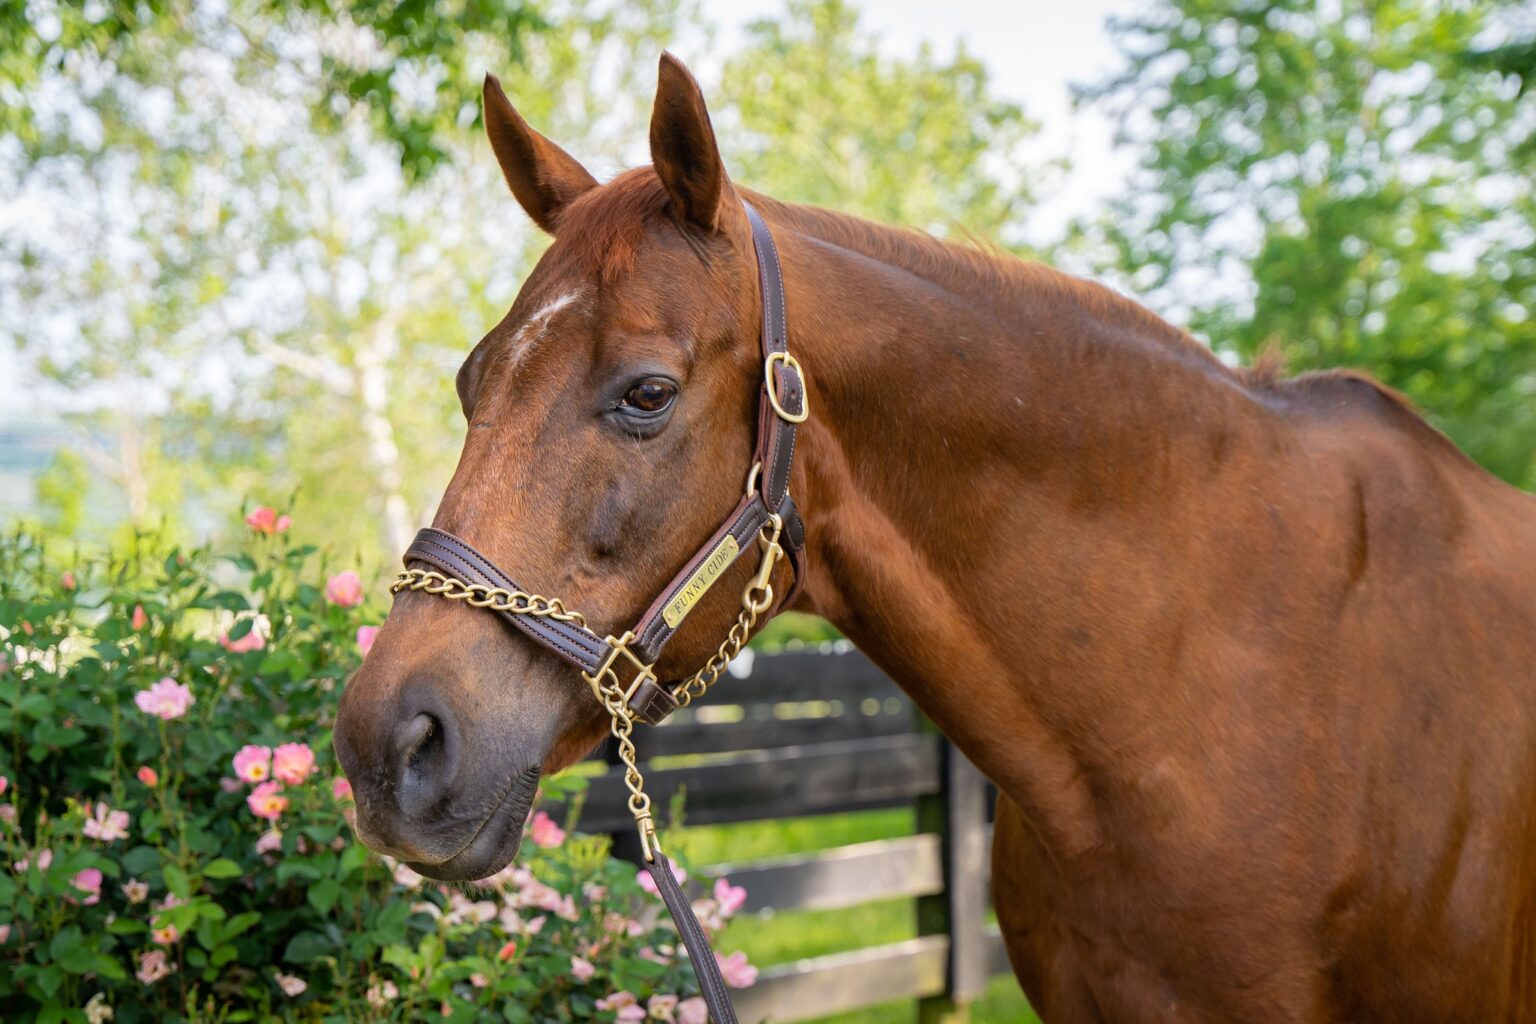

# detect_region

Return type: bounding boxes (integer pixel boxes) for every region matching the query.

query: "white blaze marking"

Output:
[511,290,585,357]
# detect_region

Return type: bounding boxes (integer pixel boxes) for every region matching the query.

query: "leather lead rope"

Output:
[390,199,806,1022]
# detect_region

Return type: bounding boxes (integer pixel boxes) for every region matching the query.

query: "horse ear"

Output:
[649,52,740,234]
[483,73,597,234]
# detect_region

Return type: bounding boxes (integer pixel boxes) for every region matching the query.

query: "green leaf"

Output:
[339,843,370,876]
[94,952,128,981]
[283,930,333,964]
[16,693,52,717]
[203,858,242,879]
[276,859,322,883]
[211,943,238,967]
[48,926,83,964]
[122,845,160,876]
[162,863,191,898]
[58,944,98,975]
[307,878,341,915]
[31,965,64,998]
[221,911,262,942]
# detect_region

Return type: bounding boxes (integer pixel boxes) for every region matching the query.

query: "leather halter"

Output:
[390,200,806,1023]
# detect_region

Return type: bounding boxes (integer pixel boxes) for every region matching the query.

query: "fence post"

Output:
[917,730,991,1024]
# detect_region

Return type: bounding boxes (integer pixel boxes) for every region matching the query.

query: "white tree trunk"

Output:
[354,319,414,555]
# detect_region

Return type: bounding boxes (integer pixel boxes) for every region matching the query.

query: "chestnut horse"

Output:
[333,55,1536,1022]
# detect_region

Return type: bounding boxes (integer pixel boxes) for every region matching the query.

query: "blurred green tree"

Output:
[3,0,1049,569]
[0,0,546,178]
[1,0,687,563]
[719,0,1041,245]
[33,448,89,535]
[1082,0,1536,488]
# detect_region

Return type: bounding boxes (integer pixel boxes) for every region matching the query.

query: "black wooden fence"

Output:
[564,645,1014,1022]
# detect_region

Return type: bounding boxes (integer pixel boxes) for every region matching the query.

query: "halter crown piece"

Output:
[389,200,806,1024]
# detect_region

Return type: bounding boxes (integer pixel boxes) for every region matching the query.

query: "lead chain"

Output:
[596,680,659,859]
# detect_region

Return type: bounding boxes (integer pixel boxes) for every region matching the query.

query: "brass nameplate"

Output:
[662,534,741,629]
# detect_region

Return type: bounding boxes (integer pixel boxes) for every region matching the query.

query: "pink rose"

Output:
[245,506,292,534]
[356,625,380,656]
[0,776,8,796]
[152,924,180,945]
[332,776,353,801]
[676,998,708,1024]
[714,877,748,917]
[83,803,131,843]
[131,604,149,630]
[247,781,288,820]
[636,858,686,897]
[0,924,11,945]
[527,810,565,849]
[219,614,269,653]
[595,992,645,1022]
[15,847,51,872]
[232,745,272,783]
[134,677,194,720]
[570,955,595,982]
[325,571,364,607]
[136,948,175,984]
[366,980,398,1007]
[648,994,679,1021]
[255,829,284,855]
[122,879,149,903]
[275,972,307,997]
[60,571,76,591]
[716,950,758,988]
[72,867,103,905]
[497,940,518,961]
[136,766,159,787]
[272,742,316,786]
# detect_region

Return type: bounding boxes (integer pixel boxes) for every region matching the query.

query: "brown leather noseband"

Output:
[388,201,806,1024]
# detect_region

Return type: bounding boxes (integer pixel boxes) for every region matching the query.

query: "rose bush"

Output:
[0,515,753,1023]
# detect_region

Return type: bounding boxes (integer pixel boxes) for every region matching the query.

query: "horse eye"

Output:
[622,379,677,414]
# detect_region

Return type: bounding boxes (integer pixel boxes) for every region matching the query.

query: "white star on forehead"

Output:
[511,290,586,355]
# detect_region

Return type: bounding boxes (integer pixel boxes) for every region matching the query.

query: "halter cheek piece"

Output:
[388,201,805,1024]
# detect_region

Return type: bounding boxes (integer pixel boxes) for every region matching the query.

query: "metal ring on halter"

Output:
[765,352,809,423]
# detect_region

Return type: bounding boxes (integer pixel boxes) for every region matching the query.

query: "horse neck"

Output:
[777,213,1270,856]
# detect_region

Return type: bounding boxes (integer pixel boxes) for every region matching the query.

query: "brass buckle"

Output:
[765,352,809,424]
[581,631,658,708]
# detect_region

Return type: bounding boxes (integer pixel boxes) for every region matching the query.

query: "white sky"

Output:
[0,0,1141,415]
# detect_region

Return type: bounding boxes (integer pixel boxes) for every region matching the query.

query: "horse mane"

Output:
[556,167,1215,367]
[554,167,1475,472]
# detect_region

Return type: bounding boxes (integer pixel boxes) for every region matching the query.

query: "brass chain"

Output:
[390,568,587,627]
[593,678,660,859]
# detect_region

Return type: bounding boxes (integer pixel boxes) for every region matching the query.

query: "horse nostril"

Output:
[400,714,440,775]
[393,708,457,816]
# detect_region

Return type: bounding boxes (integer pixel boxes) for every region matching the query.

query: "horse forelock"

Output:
[551,167,676,283]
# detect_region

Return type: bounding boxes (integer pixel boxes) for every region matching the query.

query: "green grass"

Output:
[672,810,1040,1024]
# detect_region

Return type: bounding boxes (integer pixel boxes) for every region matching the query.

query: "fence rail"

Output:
[556,645,1013,1023]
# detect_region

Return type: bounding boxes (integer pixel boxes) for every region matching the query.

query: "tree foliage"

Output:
[1084,0,1536,488]
[1,0,688,563]
[2,0,1049,566]
[719,0,1039,244]
[0,0,546,177]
